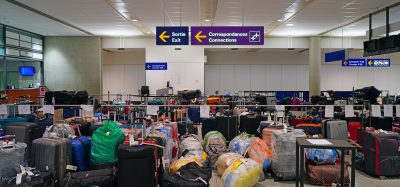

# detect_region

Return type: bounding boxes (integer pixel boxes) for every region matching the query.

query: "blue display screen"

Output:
[19,66,35,76]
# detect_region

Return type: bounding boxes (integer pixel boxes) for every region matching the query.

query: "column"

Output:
[309,37,321,96]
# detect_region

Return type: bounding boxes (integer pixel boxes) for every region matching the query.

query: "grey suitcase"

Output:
[31,138,71,187]
[322,120,348,139]
[5,122,42,163]
[0,143,27,183]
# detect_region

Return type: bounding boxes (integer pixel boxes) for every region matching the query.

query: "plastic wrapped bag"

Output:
[247,138,272,170]
[221,158,263,187]
[179,135,203,159]
[203,131,226,149]
[90,121,125,165]
[216,152,244,176]
[43,123,74,138]
[271,129,305,180]
[306,148,337,165]
[229,133,253,155]
[170,156,203,174]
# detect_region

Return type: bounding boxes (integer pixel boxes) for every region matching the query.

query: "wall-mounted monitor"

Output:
[19,66,35,76]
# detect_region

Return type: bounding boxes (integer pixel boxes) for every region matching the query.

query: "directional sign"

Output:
[145,62,167,70]
[342,58,390,67]
[342,59,366,67]
[190,26,264,45]
[156,27,189,45]
[367,59,390,67]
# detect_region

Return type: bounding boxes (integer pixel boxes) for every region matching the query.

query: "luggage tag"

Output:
[66,165,77,171]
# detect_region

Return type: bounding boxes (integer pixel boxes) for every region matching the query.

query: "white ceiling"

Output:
[2,0,400,37]
[0,0,84,35]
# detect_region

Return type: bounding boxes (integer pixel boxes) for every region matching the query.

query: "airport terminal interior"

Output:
[1,0,400,186]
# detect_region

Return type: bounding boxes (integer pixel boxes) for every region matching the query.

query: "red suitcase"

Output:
[348,122,361,141]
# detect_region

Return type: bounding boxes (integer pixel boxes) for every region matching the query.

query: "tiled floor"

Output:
[210,170,400,187]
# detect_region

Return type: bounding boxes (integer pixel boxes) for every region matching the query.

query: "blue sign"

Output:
[156,27,189,45]
[325,50,346,62]
[145,62,167,70]
[342,59,366,67]
[367,59,390,67]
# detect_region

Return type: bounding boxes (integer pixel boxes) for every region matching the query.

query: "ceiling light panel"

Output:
[271,0,397,37]
[15,0,143,36]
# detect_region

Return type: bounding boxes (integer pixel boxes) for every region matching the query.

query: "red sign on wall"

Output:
[39,86,46,97]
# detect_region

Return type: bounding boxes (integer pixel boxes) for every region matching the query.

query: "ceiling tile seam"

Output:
[5,0,93,35]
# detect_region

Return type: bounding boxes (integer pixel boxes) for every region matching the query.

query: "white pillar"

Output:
[309,37,321,96]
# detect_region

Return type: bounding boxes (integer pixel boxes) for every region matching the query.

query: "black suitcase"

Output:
[201,118,217,137]
[31,138,72,187]
[118,144,157,187]
[63,168,116,187]
[177,121,194,137]
[88,124,102,136]
[363,131,400,177]
[0,143,27,182]
[239,115,266,136]
[368,117,393,131]
[5,122,42,160]
[216,116,238,142]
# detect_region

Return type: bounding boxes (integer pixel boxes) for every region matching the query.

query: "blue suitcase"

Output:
[71,136,91,171]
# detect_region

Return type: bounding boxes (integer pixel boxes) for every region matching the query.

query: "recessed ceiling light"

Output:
[277,19,283,22]
[132,19,139,22]
[204,18,211,22]
[286,23,294,26]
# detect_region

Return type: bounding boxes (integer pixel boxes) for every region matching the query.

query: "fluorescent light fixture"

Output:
[277,19,283,22]
[132,19,139,22]
[286,23,294,26]
[204,18,211,22]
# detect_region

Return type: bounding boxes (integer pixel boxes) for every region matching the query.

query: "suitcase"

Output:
[88,124,102,136]
[322,120,348,140]
[177,121,194,137]
[216,116,238,142]
[0,143,27,181]
[261,127,281,153]
[63,168,116,187]
[368,117,393,131]
[271,130,306,180]
[118,144,157,187]
[348,122,362,141]
[239,115,266,136]
[5,122,42,160]
[71,136,91,171]
[0,117,28,126]
[188,107,201,123]
[31,138,72,187]
[363,131,400,177]
[295,123,321,135]
[201,118,217,137]
[307,162,350,185]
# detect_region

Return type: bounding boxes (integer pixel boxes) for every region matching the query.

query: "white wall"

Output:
[205,64,309,94]
[145,46,205,94]
[44,36,101,95]
[102,50,145,101]
[102,64,145,101]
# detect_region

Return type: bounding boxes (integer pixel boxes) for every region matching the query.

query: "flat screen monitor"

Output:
[19,66,35,76]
